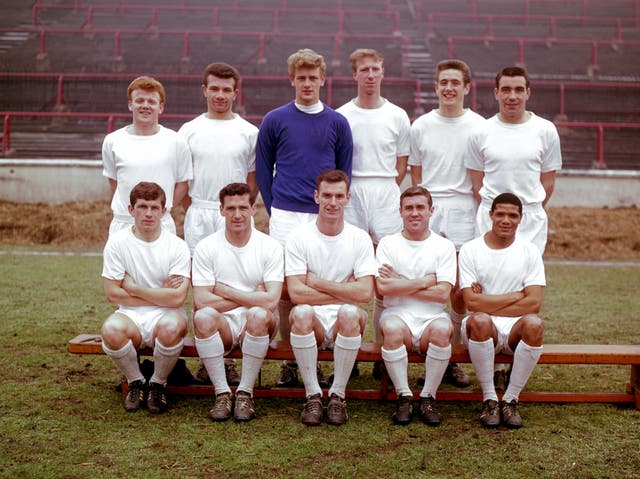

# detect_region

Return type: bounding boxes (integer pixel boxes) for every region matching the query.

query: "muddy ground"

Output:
[1,200,639,260]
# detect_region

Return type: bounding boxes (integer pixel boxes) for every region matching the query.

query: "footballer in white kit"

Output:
[285,170,375,426]
[466,66,562,254]
[102,76,192,236]
[191,182,283,422]
[459,192,546,429]
[337,98,410,243]
[179,63,258,254]
[376,186,457,426]
[409,59,484,389]
[337,48,410,359]
[100,181,190,415]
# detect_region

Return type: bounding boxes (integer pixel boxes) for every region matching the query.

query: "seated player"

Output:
[285,170,375,426]
[191,183,283,422]
[459,192,545,428]
[101,181,190,414]
[376,186,456,426]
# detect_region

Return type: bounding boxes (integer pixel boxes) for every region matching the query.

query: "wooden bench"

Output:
[68,334,640,408]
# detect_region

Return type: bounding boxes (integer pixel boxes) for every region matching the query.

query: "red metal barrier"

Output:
[428,12,638,42]
[31,3,400,34]
[2,110,639,168]
[2,27,408,74]
[447,35,640,70]
[418,0,640,23]
[2,72,637,121]
[467,79,640,117]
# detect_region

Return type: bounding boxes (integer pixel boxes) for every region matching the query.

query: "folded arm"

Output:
[213,281,282,312]
[375,263,436,296]
[462,282,542,316]
[193,285,241,313]
[287,273,373,305]
[105,274,189,308]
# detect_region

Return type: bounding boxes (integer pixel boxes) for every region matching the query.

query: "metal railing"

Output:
[2,111,639,169]
[31,3,400,34]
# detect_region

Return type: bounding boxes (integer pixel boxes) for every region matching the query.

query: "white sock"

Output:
[195,332,230,395]
[151,338,183,386]
[381,346,412,397]
[290,332,321,397]
[372,297,385,344]
[329,334,361,398]
[449,310,465,345]
[420,343,452,398]
[503,341,543,403]
[237,333,269,396]
[102,339,144,384]
[468,338,498,402]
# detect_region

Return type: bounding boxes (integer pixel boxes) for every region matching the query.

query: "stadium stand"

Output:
[0,0,639,169]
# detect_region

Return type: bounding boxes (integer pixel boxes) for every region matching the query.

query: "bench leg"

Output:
[629,365,640,409]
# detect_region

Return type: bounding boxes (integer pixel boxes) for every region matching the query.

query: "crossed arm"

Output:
[287,272,374,306]
[103,273,189,309]
[375,264,451,304]
[193,281,283,313]
[462,282,543,316]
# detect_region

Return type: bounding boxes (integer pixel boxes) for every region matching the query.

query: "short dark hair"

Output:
[495,66,530,89]
[219,182,254,207]
[400,185,433,209]
[129,181,166,208]
[436,59,471,85]
[491,192,523,215]
[316,169,349,191]
[202,62,240,89]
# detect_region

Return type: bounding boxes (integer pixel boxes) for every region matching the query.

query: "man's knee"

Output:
[155,312,187,344]
[246,306,273,336]
[193,307,223,336]
[337,304,363,336]
[426,318,453,346]
[380,315,404,338]
[520,314,544,341]
[290,304,314,333]
[380,315,407,347]
[101,313,132,347]
[467,312,493,339]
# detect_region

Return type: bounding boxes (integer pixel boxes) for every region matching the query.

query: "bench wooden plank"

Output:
[68,334,640,407]
[67,334,640,365]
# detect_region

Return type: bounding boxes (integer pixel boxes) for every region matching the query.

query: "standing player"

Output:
[466,66,562,255]
[459,193,545,429]
[286,170,375,425]
[377,186,457,426]
[178,63,258,254]
[409,59,486,388]
[191,183,283,422]
[102,76,192,236]
[100,182,191,414]
[256,48,353,386]
[336,48,410,363]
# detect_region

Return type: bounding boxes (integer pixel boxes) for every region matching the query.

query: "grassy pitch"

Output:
[0,253,638,479]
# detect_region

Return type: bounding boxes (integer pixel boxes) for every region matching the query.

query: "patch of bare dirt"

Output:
[0,200,638,260]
